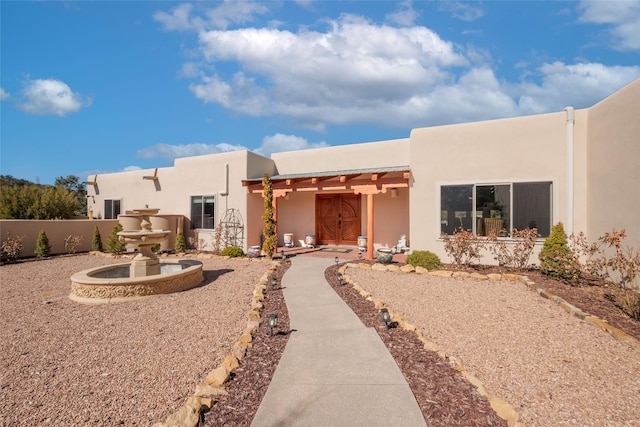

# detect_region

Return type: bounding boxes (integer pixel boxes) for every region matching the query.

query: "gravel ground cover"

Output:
[0,254,270,426]
[345,267,640,427]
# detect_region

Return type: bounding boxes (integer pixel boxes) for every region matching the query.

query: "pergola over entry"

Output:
[242,166,411,259]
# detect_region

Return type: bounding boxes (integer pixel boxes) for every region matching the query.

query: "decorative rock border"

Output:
[152,259,279,427]
[342,263,640,427]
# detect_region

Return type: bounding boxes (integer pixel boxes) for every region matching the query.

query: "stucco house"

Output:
[86,78,640,262]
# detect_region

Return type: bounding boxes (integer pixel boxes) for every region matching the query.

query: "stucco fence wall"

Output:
[0,219,119,258]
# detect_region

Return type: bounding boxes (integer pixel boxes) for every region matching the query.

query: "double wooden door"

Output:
[316,194,361,245]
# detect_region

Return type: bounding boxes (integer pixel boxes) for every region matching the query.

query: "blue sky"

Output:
[2,1,639,185]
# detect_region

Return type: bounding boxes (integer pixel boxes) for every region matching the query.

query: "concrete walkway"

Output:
[251,256,427,427]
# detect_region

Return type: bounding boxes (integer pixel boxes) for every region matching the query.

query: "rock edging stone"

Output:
[152,260,279,427]
[342,263,640,427]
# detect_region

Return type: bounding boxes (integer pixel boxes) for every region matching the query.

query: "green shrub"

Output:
[539,223,578,280]
[91,226,103,252]
[406,250,442,270]
[221,245,244,257]
[106,223,126,254]
[35,230,51,258]
[151,243,161,253]
[175,231,187,253]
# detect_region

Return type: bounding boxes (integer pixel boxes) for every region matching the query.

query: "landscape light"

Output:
[271,276,277,290]
[334,256,339,267]
[281,249,286,260]
[268,313,278,337]
[358,252,363,261]
[380,308,391,329]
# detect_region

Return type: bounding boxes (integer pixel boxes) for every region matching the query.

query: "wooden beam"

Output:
[143,168,158,180]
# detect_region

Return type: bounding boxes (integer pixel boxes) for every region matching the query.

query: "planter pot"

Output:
[247,246,262,258]
[357,236,367,251]
[283,233,294,247]
[304,234,316,247]
[376,248,393,264]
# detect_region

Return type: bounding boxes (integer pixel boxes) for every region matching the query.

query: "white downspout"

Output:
[220,163,229,212]
[564,107,574,235]
[220,163,229,196]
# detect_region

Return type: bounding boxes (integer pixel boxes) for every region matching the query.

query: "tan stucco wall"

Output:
[273,188,410,250]
[0,219,118,257]
[586,79,640,248]
[80,79,638,260]
[88,150,274,250]
[271,138,411,174]
[408,109,589,262]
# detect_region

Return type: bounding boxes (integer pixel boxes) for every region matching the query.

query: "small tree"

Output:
[539,222,578,280]
[35,230,51,258]
[106,223,126,254]
[175,231,186,253]
[261,174,277,258]
[92,226,103,252]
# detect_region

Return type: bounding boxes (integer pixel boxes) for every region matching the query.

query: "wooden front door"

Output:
[316,194,361,245]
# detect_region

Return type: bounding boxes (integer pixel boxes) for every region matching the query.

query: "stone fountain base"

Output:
[69,259,204,304]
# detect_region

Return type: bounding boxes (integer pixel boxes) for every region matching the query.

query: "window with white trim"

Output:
[440,182,552,237]
[104,199,121,220]
[190,195,215,229]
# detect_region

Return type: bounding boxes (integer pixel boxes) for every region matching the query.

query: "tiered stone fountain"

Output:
[70,208,203,304]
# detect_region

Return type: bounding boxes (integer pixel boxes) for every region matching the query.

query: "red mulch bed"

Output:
[202,260,291,426]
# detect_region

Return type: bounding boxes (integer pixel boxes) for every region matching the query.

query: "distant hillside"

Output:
[1,175,52,188]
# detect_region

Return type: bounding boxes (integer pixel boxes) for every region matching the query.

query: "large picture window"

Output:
[440,182,552,237]
[191,195,215,229]
[104,199,121,220]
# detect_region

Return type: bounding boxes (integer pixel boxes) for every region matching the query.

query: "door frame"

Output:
[315,193,361,245]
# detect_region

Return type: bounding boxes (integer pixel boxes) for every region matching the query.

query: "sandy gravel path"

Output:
[0,254,271,426]
[346,268,640,427]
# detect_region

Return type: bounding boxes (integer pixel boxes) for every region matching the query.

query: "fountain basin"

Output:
[70,259,204,304]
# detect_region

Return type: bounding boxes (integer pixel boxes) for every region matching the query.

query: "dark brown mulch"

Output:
[202,260,291,426]
[325,265,507,427]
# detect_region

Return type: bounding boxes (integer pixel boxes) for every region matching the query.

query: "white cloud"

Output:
[386,0,419,27]
[189,14,468,128]
[122,166,142,172]
[255,133,328,157]
[153,3,195,31]
[136,142,247,161]
[158,3,640,131]
[439,1,485,22]
[514,61,640,114]
[154,1,269,31]
[19,78,90,116]
[578,0,640,50]
[134,134,327,162]
[0,88,10,100]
